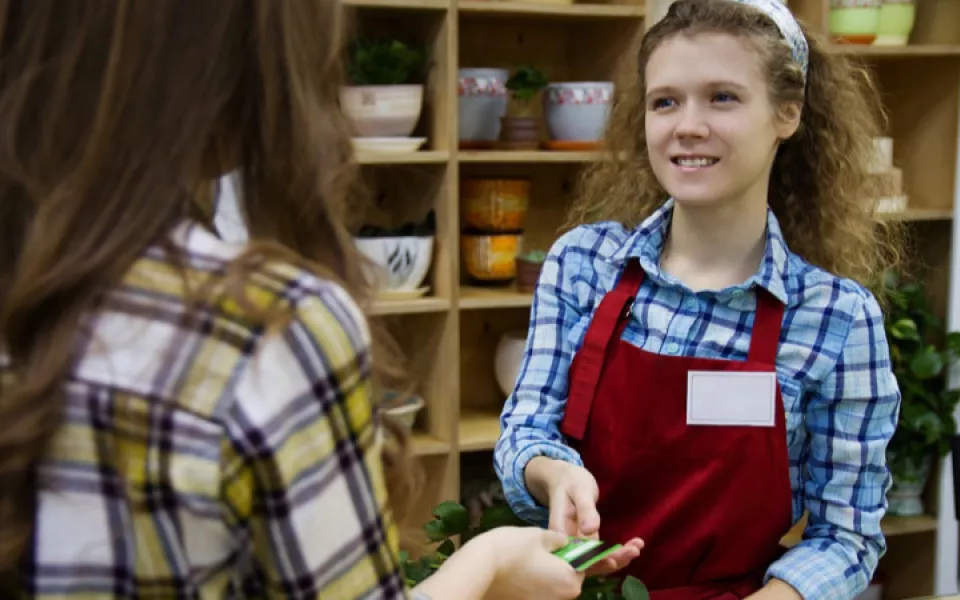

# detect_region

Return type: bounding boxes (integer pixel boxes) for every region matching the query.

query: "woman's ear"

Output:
[776,101,802,140]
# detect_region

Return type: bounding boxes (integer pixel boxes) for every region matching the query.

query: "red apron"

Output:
[560,259,792,600]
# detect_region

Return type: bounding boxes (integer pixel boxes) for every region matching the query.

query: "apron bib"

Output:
[561,260,792,600]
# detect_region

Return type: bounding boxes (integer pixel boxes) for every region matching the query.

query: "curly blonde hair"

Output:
[566,0,904,287]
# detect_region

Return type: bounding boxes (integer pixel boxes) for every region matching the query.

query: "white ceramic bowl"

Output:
[494,330,529,397]
[355,236,433,291]
[383,393,425,431]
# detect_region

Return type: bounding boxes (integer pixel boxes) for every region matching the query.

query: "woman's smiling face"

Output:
[644,31,800,212]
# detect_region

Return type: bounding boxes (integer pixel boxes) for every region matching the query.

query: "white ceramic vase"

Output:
[340,84,424,137]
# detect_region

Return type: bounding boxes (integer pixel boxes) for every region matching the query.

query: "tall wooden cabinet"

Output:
[340,0,960,596]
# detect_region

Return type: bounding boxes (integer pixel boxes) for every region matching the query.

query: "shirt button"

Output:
[731,289,745,299]
[683,296,698,310]
[665,342,680,355]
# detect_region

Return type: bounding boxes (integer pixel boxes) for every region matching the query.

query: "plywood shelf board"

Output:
[344,0,449,9]
[459,150,604,162]
[832,44,960,58]
[357,150,451,164]
[459,286,534,309]
[411,433,453,455]
[458,410,502,451]
[458,0,644,19]
[370,297,451,316]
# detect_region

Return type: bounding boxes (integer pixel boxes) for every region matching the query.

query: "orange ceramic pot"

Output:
[461,178,531,232]
[462,233,521,283]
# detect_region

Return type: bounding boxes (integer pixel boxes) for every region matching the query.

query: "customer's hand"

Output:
[525,457,645,577]
[480,527,585,600]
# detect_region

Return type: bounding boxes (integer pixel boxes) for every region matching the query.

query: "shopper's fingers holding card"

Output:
[485,527,584,600]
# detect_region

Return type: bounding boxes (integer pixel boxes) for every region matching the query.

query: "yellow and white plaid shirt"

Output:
[16,221,409,599]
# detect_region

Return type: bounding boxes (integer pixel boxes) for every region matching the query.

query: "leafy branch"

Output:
[882,270,960,479]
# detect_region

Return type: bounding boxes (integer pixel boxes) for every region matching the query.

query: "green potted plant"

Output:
[881,269,960,515]
[499,65,549,150]
[401,499,649,600]
[341,38,430,141]
[516,248,547,293]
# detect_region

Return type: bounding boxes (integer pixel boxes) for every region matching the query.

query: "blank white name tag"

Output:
[687,371,776,427]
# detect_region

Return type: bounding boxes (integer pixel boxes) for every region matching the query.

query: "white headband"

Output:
[729,0,809,79]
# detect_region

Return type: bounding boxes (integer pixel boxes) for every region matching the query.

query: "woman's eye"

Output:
[652,97,675,110]
[713,92,738,103]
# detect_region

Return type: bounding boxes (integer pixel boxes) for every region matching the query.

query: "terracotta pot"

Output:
[516,257,543,293]
[498,116,540,150]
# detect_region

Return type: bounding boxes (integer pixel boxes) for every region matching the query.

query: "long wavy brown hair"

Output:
[0,0,417,579]
[568,0,904,286]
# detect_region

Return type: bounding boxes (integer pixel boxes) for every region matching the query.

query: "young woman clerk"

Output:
[0,2,596,598]
[495,0,902,598]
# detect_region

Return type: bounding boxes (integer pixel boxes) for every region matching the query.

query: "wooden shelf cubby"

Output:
[344,0,960,596]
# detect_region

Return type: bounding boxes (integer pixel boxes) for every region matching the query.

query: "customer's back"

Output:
[0,1,410,597]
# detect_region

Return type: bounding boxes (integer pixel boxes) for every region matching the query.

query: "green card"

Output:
[553,538,623,572]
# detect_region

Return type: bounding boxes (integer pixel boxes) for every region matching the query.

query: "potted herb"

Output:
[402,499,649,600]
[881,270,960,515]
[516,248,547,293]
[341,38,430,139]
[499,65,549,150]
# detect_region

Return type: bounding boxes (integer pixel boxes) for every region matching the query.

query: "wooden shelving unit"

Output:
[345,0,960,595]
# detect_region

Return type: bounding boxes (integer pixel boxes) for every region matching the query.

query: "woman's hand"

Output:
[414,526,584,600]
[481,527,586,600]
[525,457,645,576]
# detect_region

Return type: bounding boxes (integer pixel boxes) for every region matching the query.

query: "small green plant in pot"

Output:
[342,38,430,138]
[881,269,960,516]
[499,65,549,150]
[516,249,547,294]
[401,500,649,600]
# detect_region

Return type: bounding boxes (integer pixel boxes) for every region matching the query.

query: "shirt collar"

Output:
[607,198,790,305]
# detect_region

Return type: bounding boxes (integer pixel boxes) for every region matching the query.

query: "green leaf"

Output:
[424,519,449,542]
[910,347,944,379]
[403,559,433,584]
[947,332,960,358]
[479,503,525,531]
[621,577,650,600]
[348,38,428,85]
[505,65,548,102]
[889,318,921,341]
[432,501,470,536]
[436,539,455,557]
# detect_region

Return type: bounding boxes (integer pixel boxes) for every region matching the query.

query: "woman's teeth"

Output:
[673,157,719,167]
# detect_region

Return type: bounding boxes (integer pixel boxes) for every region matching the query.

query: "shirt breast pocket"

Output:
[779,378,806,452]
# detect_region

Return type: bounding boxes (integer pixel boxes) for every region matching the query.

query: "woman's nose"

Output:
[673,105,709,139]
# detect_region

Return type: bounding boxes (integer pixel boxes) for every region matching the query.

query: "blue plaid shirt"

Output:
[494,199,900,600]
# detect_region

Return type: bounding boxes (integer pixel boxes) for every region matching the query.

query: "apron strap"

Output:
[747,289,785,365]
[562,260,645,440]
